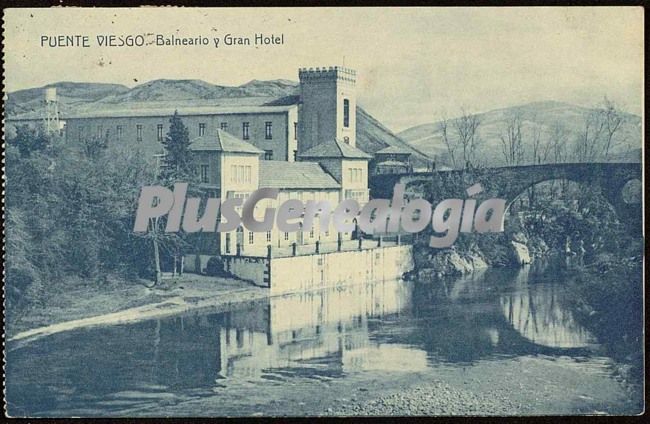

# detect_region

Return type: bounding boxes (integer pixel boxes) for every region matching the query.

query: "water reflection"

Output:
[500,267,595,348]
[6,266,601,416]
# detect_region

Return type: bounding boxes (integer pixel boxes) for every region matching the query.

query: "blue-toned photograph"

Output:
[3,6,644,417]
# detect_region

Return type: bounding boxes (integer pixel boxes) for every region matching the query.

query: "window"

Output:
[116,125,123,140]
[242,122,250,140]
[284,232,289,241]
[157,124,164,142]
[199,123,206,136]
[230,165,252,183]
[200,164,209,183]
[97,125,103,138]
[136,124,143,141]
[264,150,273,160]
[220,122,228,130]
[293,150,298,161]
[309,228,314,239]
[265,122,273,139]
[248,231,254,244]
[343,99,350,128]
[343,136,350,144]
[225,233,231,253]
[294,122,298,140]
[348,168,363,182]
[266,231,272,242]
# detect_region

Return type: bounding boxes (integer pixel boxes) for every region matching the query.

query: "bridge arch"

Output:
[369,162,641,230]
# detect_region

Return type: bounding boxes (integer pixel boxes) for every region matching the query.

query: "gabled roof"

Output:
[190,129,263,154]
[375,145,412,155]
[298,138,372,160]
[259,161,341,190]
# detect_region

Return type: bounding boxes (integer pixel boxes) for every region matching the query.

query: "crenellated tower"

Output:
[298,66,357,153]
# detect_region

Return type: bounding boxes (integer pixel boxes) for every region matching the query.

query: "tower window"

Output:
[97,125,103,138]
[199,123,206,136]
[220,122,228,130]
[266,231,272,242]
[343,136,350,144]
[265,122,273,139]
[200,164,209,183]
[136,124,143,141]
[284,232,289,241]
[117,126,123,140]
[294,122,298,140]
[157,124,164,141]
[264,150,273,160]
[248,231,254,244]
[293,150,298,161]
[343,99,350,128]
[242,122,250,140]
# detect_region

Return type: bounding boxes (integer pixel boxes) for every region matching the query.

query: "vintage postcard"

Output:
[2,6,644,417]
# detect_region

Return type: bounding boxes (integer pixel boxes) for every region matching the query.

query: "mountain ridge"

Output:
[5,79,432,167]
[398,100,642,165]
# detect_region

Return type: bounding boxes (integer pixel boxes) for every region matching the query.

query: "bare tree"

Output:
[575,108,606,162]
[453,109,482,169]
[549,121,569,163]
[600,97,625,160]
[499,111,525,166]
[531,125,551,165]
[438,117,457,168]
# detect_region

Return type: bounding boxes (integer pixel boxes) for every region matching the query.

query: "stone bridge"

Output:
[369,162,642,227]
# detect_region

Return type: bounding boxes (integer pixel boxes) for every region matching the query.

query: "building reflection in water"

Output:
[218,279,427,378]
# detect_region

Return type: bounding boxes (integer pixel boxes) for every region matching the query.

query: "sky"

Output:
[3,7,644,132]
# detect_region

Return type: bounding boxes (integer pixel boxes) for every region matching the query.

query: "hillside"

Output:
[398,101,642,166]
[6,79,430,166]
[5,82,129,118]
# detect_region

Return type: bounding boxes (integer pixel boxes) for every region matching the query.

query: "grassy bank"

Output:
[6,274,267,342]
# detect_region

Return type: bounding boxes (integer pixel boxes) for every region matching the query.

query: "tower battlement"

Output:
[298,66,356,83]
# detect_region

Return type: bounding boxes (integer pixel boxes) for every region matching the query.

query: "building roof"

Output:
[189,130,263,154]
[375,145,412,155]
[298,138,372,160]
[376,160,409,167]
[63,104,296,120]
[259,161,341,190]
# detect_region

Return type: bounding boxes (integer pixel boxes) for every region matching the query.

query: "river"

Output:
[5,262,643,416]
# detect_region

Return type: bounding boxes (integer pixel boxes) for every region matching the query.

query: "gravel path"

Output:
[333,380,524,416]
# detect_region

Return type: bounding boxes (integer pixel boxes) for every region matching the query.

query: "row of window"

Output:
[348,167,364,183]
[223,229,330,253]
[81,120,300,143]
[230,165,252,184]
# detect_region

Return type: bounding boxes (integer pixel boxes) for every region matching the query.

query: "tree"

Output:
[438,117,457,168]
[11,125,50,157]
[600,97,625,160]
[153,112,197,284]
[160,111,193,181]
[550,121,569,164]
[499,111,525,166]
[453,109,482,169]
[439,109,482,170]
[531,125,551,165]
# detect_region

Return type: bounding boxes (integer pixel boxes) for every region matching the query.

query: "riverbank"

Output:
[6,275,268,343]
[114,355,638,416]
